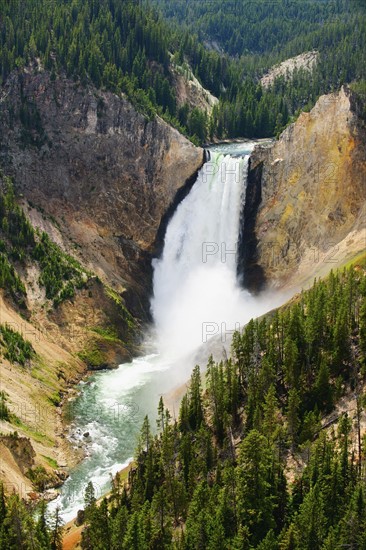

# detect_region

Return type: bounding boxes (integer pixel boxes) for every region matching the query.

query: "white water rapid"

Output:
[48,142,285,522]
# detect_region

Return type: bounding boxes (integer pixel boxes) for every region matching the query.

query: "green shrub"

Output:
[0,178,90,307]
[26,465,52,491]
[0,253,26,305]
[78,347,105,368]
[0,323,35,366]
[0,391,10,421]
[91,326,121,343]
[32,231,88,304]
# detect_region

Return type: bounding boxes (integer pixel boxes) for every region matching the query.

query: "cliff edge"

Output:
[0,68,204,319]
[242,86,366,291]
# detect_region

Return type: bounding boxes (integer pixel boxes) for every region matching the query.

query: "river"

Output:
[49,141,284,522]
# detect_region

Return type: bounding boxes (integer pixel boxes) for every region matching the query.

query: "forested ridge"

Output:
[1,260,366,548]
[78,260,366,549]
[154,0,366,138]
[1,0,365,142]
[153,0,364,58]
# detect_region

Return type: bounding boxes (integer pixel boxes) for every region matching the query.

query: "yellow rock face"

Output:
[247,87,366,291]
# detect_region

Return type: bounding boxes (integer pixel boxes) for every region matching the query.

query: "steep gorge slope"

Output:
[0,67,203,496]
[0,69,365,506]
[169,61,219,114]
[260,50,318,88]
[0,68,204,318]
[0,290,85,500]
[242,86,366,292]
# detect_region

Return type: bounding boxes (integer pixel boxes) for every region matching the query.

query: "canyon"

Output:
[0,68,365,504]
[0,67,203,496]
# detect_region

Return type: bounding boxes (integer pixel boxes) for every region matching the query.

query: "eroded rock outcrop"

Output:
[0,68,204,319]
[242,87,366,291]
[260,51,318,88]
[0,67,203,494]
[170,63,219,114]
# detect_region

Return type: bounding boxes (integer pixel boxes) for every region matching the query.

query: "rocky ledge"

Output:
[241,86,366,292]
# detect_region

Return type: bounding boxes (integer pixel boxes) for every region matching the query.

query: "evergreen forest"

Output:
[1,0,365,142]
[1,261,366,548]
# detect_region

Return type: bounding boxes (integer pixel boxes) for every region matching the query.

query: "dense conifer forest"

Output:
[154,0,366,138]
[78,261,366,549]
[1,261,366,548]
[1,0,365,142]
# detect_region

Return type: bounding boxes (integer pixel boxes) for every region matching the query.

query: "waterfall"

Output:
[151,149,256,359]
[49,142,286,522]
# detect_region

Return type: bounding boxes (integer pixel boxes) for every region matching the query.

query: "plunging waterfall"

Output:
[151,150,253,358]
[48,142,282,522]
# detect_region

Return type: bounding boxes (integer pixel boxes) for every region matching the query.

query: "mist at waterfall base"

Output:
[48,142,287,522]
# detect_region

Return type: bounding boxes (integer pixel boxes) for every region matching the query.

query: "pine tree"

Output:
[123,511,146,550]
[314,359,333,412]
[49,506,63,550]
[262,384,281,442]
[294,484,326,550]
[338,485,366,549]
[36,500,50,549]
[237,430,275,545]
[286,388,300,450]
[188,365,203,431]
[84,481,96,526]
[0,483,6,527]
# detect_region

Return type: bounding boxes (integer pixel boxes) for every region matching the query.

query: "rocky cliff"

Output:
[0,68,204,320]
[242,86,366,291]
[170,62,219,114]
[0,67,203,496]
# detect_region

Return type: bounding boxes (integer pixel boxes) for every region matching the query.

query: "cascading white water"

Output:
[49,142,287,522]
[151,149,256,358]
